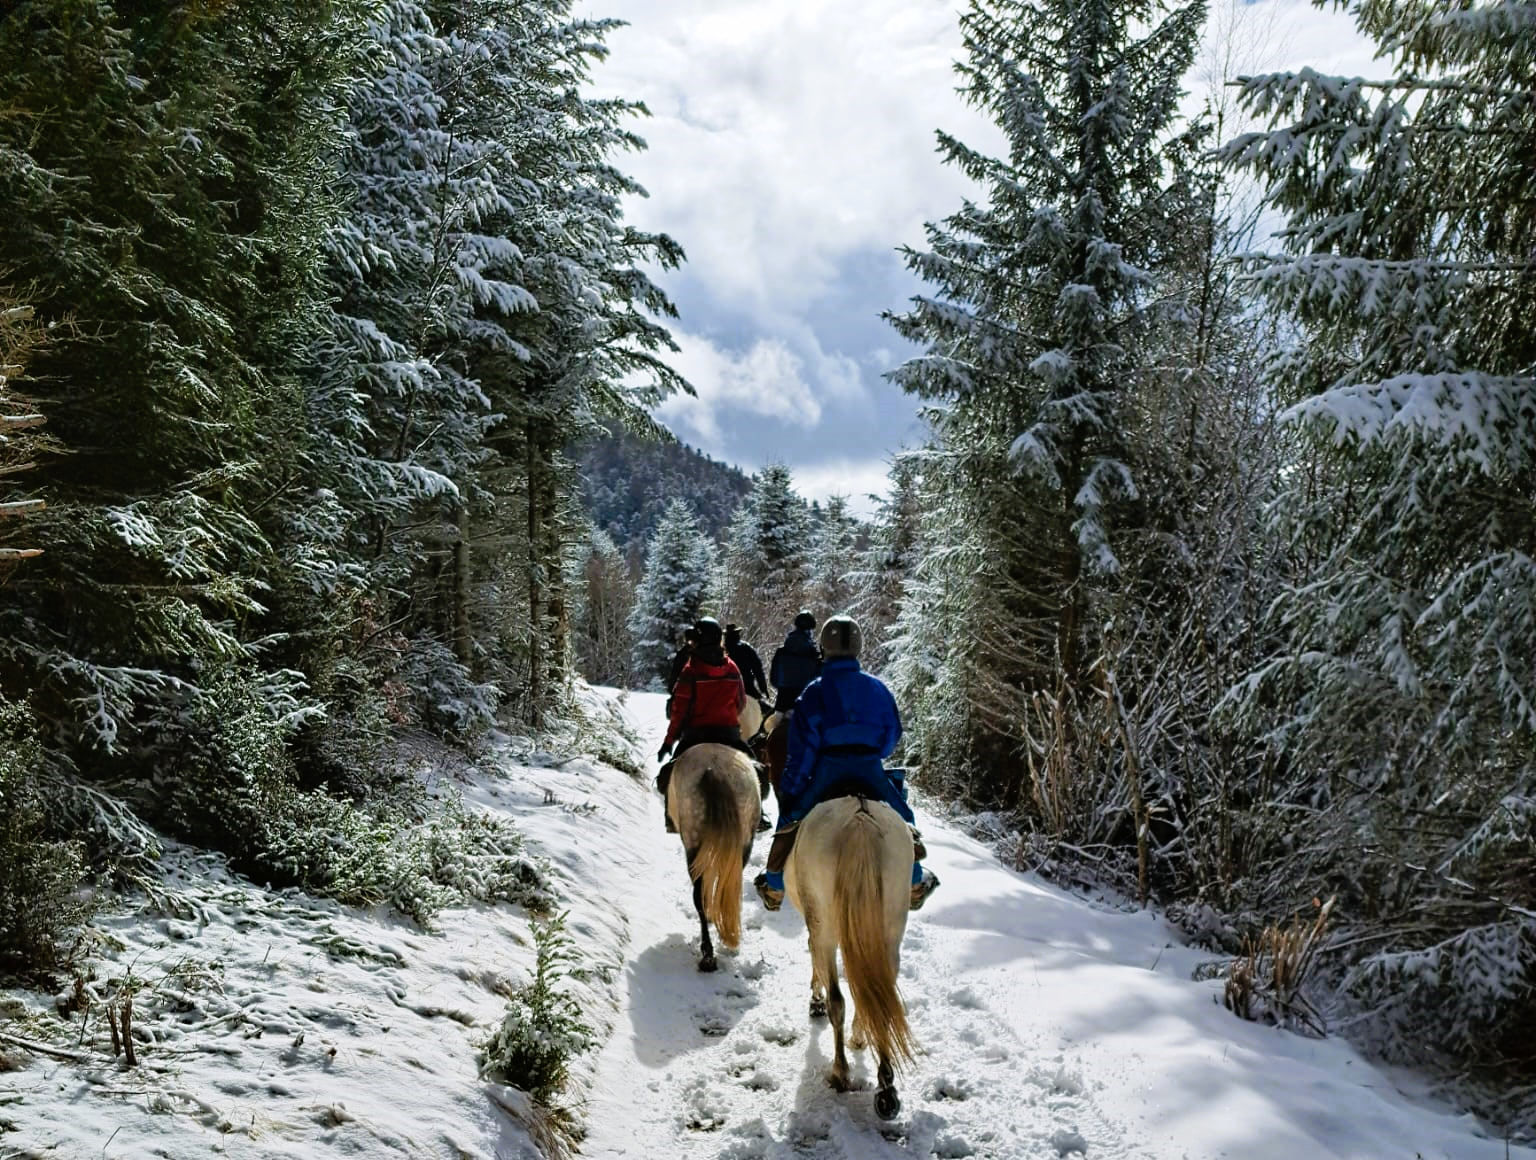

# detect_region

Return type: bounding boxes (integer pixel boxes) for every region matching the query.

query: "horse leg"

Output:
[804,910,828,1019]
[874,1053,900,1120]
[688,846,716,973]
[826,974,851,1092]
[809,914,851,1091]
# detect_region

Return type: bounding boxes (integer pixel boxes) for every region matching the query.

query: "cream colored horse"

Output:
[667,744,761,972]
[739,696,764,743]
[785,794,916,1119]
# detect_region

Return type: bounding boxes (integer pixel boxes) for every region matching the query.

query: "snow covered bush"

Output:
[1223,898,1333,1035]
[412,797,555,917]
[481,912,595,1106]
[149,667,318,868]
[0,697,93,978]
[396,635,500,742]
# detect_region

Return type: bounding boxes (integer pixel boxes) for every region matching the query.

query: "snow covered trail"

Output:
[1,687,1528,1159]
[582,690,1533,1160]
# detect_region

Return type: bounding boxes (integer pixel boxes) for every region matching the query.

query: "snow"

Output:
[3,687,1531,1159]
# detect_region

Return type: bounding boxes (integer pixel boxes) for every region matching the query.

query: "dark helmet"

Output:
[792,610,816,632]
[694,617,724,648]
[819,615,862,659]
[724,623,742,645]
[683,627,698,645]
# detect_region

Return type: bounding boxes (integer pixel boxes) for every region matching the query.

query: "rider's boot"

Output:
[753,871,784,911]
[910,865,940,911]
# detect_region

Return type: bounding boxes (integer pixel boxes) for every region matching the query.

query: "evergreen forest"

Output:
[1,0,1532,1139]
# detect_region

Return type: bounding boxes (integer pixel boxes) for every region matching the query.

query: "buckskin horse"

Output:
[666,743,760,972]
[785,793,916,1119]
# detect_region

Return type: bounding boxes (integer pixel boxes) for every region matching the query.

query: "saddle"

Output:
[795,746,915,826]
[784,764,925,860]
[667,726,770,800]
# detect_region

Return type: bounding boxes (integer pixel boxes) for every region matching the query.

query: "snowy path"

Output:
[580,691,1532,1160]
[2,688,1529,1159]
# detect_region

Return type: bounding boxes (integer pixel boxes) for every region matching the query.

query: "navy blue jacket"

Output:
[779,658,910,824]
[769,628,822,712]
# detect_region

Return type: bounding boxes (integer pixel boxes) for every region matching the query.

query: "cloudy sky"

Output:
[582,0,1381,514]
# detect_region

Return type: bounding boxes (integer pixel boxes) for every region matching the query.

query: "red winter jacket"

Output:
[664,653,745,749]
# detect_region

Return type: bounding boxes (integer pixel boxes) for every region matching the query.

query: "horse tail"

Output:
[689,764,746,948]
[835,807,915,1069]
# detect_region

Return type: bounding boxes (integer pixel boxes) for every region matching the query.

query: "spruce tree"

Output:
[806,495,860,620]
[1222,0,1536,1070]
[628,499,716,686]
[850,457,924,670]
[0,2,351,769]
[575,528,636,686]
[720,463,811,639]
[427,0,685,726]
[885,0,1205,803]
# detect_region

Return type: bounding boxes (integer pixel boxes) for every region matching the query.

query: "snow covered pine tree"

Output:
[884,0,1205,810]
[1222,0,1536,1076]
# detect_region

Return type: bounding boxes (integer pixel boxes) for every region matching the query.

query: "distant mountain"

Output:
[575,425,753,553]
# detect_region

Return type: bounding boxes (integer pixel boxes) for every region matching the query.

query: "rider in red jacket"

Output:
[661,642,745,756]
[656,618,767,832]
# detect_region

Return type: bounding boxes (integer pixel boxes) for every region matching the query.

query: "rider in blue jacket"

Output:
[754,615,940,912]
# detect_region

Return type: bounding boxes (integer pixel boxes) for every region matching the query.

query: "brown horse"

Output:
[785,794,916,1119]
[666,743,761,972]
[761,711,789,797]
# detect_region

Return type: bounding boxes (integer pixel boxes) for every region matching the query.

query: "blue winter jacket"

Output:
[779,658,912,825]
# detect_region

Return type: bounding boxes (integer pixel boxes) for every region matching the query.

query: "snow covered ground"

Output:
[2,686,1530,1159]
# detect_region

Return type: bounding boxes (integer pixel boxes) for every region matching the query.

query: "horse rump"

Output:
[833,805,916,1069]
[675,743,758,952]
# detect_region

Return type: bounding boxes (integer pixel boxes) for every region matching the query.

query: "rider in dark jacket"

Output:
[664,627,697,715]
[724,623,769,703]
[754,615,940,913]
[769,611,822,713]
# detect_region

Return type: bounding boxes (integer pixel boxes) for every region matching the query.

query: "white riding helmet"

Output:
[819,615,862,659]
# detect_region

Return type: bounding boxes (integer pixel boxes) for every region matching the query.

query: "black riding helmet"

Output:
[792,610,815,631]
[693,617,724,648]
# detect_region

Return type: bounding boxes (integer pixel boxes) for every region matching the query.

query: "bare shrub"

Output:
[1224,897,1334,1035]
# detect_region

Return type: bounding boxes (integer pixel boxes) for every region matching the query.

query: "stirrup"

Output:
[909,869,940,912]
[753,871,783,911]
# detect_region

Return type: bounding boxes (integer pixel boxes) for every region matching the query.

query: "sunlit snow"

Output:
[2,689,1527,1159]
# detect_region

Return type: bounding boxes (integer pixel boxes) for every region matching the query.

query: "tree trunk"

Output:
[452,501,471,665]
[526,434,544,729]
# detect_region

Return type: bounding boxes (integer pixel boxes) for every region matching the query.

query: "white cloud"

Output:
[652,326,868,454]
[588,0,1377,319]
[585,0,999,314]
[789,458,895,520]
[654,333,819,449]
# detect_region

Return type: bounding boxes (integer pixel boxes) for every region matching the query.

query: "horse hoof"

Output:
[699,956,718,973]
[828,1070,853,1093]
[875,1087,901,1120]
[809,995,827,1019]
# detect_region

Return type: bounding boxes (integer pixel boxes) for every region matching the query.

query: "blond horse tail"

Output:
[689,765,746,948]
[835,808,915,1068]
